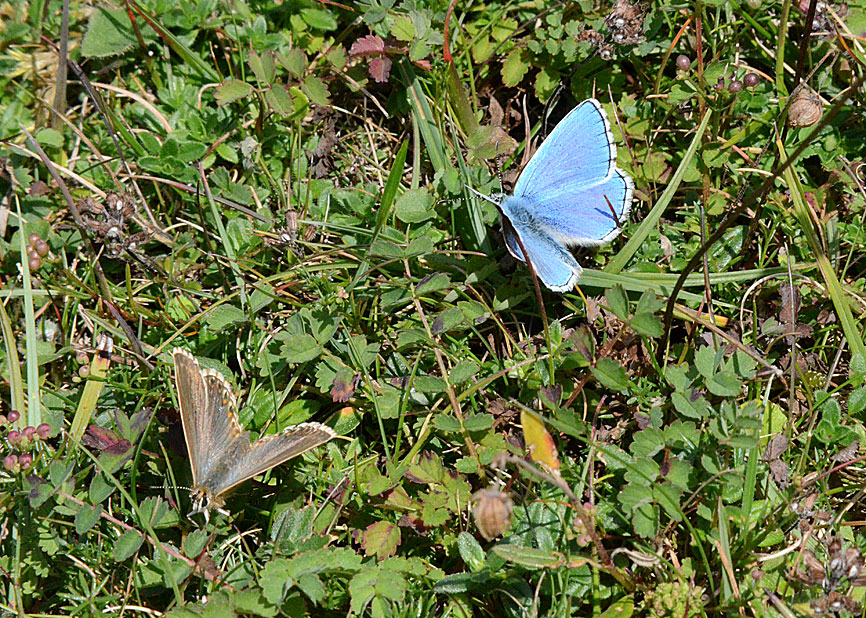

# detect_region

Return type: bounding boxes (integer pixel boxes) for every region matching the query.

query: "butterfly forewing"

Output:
[204,422,337,498]
[514,99,617,199]
[173,348,212,488]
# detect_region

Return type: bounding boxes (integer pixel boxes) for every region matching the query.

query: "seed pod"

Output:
[472,488,514,541]
[788,87,823,127]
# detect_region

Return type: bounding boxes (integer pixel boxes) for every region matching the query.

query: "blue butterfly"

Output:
[474,99,633,292]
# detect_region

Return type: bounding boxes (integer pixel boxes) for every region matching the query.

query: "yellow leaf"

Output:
[520,409,560,474]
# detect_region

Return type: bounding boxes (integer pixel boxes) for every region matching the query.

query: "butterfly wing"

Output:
[204,422,337,499]
[510,98,633,245]
[173,348,246,489]
[514,99,618,199]
[530,169,632,245]
[501,205,583,291]
[173,348,212,488]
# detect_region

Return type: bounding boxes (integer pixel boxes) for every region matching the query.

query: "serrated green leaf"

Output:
[449,360,479,384]
[301,8,337,30]
[280,334,321,363]
[215,79,253,106]
[605,285,629,321]
[707,371,742,396]
[501,49,528,87]
[630,312,663,337]
[205,304,246,331]
[463,414,494,432]
[113,529,144,561]
[391,15,415,41]
[89,474,114,504]
[301,76,330,106]
[278,49,306,77]
[433,415,462,432]
[81,8,136,58]
[265,85,294,116]
[75,504,102,535]
[362,521,401,560]
[184,529,208,558]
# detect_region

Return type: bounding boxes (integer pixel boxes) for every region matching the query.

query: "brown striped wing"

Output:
[200,422,336,499]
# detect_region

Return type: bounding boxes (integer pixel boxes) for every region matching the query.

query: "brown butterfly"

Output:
[172,348,336,522]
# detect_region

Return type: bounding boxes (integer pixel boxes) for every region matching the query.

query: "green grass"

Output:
[1,0,866,616]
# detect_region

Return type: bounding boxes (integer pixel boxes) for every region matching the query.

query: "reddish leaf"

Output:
[368,56,392,83]
[349,34,385,57]
[361,520,401,560]
[331,373,360,403]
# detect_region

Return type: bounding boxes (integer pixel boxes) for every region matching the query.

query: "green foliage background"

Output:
[1,0,866,615]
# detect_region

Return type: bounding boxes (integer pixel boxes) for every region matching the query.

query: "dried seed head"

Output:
[472,488,514,541]
[788,87,823,127]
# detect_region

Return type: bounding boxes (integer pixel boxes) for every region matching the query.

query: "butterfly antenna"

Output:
[149,483,192,492]
[494,140,506,192]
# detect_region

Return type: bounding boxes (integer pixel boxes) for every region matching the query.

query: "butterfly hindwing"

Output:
[206,422,337,498]
[500,203,583,291]
[532,168,633,245]
[513,99,616,199]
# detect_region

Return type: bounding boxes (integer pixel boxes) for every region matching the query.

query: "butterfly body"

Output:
[172,348,336,522]
[483,99,633,292]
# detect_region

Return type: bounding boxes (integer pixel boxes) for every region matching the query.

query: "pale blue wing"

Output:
[514,99,616,199]
[532,168,633,245]
[501,200,582,292]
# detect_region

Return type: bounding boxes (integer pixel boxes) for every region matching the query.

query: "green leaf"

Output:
[248,50,275,85]
[630,312,663,337]
[492,544,566,569]
[278,49,306,78]
[432,572,490,593]
[706,371,742,396]
[394,188,434,223]
[694,345,718,379]
[591,358,628,392]
[449,360,479,384]
[433,415,462,432]
[301,8,337,30]
[233,589,277,617]
[501,49,529,87]
[605,285,629,321]
[205,304,246,331]
[301,76,330,106]
[463,414,494,432]
[264,85,295,116]
[81,8,136,58]
[75,504,102,535]
[850,388,866,416]
[671,392,708,419]
[457,532,485,572]
[184,529,208,559]
[215,79,253,106]
[391,15,415,41]
[89,473,114,504]
[113,529,145,561]
[280,334,321,363]
[653,482,684,521]
[36,128,63,149]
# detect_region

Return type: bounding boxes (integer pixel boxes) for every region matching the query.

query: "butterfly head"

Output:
[189,487,229,524]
